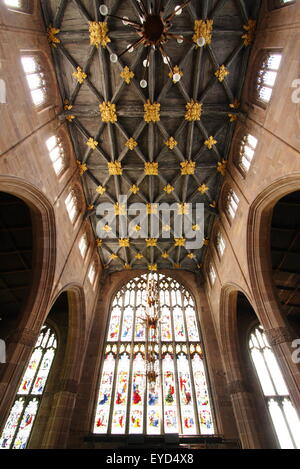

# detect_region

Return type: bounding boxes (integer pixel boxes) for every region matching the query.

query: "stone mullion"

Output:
[10,331,54,449]
[107,293,125,434]
[264,328,300,415]
[181,288,201,435]
[168,290,183,434]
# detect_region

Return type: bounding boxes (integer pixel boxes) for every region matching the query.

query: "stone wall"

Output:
[0,0,101,448]
[204,0,300,448]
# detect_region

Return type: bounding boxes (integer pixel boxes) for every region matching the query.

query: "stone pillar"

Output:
[227,379,264,449]
[38,379,79,449]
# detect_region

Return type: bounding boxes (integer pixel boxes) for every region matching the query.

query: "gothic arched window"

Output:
[215,231,226,259]
[46,135,66,176]
[249,326,300,449]
[255,51,282,106]
[238,134,258,174]
[0,326,57,449]
[4,0,31,13]
[224,188,240,222]
[65,187,81,224]
[269,0,296,9]
[21,55,47,107]
[93,274,214,436]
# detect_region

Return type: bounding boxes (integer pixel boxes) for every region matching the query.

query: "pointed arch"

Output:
[247,175,300,414]
[93,273,214,436]
[0,176,56,430]
[247,175,300,327]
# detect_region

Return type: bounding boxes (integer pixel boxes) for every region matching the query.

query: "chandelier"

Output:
[99,0,206,88]
[144,273,161,383]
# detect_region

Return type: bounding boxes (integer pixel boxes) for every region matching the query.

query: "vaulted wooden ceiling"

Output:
[41,0,261,274]
[271,191,300,321]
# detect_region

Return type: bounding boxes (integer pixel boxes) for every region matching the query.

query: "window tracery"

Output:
[21,55,47,107]
[93,274,214,436]
[249,326,300,449]
[255,52,282,106]
[0,326,57,449]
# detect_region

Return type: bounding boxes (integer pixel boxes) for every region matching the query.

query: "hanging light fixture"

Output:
[99,0,206,88]
[143,272,161,383]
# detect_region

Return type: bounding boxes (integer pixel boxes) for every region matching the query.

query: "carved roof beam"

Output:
[116,122,148,164]
[157,45,194,102]
[193,47,204,101]
[194,120,223,161]
[72,119,110,164]
[156,120,187,163]
[110,47,146,104]
[72,0,92,22]
[205,45,233,103]
[237,0,249,24]
[210,0,231,18]
[58,44,104,103]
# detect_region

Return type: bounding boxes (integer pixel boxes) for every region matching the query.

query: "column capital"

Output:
[265,326,294,346]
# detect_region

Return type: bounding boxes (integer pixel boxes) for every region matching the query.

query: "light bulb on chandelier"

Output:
[173,72,181,83]
[175,5,183,16]
[110,53,118,63]
[99,4,108,16]
[102,0,196,88]
[196,36,206,47]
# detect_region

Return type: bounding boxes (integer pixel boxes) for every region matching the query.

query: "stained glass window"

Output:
[93,273,214,435]
[0,326,57,449]
[249,326,300,449]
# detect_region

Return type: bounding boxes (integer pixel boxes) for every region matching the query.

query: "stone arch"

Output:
[247,175,300,413]
[219,283,254,383]
[218,284,270,448]
[0,176,56,422]
[247,175,300,328]
[0,176,56,333]
[48,284,86,386]
[29,285,87,448]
